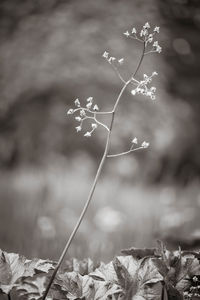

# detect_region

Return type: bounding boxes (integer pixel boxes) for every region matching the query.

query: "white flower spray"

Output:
[43,22,162,300]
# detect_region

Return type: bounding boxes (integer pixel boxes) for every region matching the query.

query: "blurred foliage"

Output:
[0,0,199,183]
[157,0,200,183]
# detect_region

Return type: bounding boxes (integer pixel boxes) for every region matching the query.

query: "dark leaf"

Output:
[166,283,183,300]
[121,248,158,259]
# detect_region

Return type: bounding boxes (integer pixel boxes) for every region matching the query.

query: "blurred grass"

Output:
[0,154,200,262]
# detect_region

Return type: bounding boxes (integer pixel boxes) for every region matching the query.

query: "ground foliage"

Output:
[0,242,200,299]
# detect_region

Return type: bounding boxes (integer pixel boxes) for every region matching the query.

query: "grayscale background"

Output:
[0,0,200,262]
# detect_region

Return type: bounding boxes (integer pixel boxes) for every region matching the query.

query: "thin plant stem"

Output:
[8,293,11,300]
[107,146,144,158]
[110,63,126,83]
[42,41,145,300]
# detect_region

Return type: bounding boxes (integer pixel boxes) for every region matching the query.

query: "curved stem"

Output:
[107,146,143,158]
[42,37,146,300]
[132,41,145,78]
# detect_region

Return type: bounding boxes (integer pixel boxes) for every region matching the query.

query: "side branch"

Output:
[107,146,143,158]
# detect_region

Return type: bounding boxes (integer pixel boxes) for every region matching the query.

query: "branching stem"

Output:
[107,146,144,158]
[42,40,146,300]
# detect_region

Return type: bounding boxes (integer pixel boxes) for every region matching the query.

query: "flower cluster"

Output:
[102,51,124,65]
[131,137,149,149]
[131,72,158,100]
[67,22,161,153]
[67,97,109,137]
[124,22,162,54]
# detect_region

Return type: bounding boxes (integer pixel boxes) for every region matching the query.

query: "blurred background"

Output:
[0,0,200,262]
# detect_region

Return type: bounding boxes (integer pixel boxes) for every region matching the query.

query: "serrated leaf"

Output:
[89,261,117,282]
[113,257,132,291]
[16,274,47,300]
[116,256,138,279]
[0,250,54,294]
[0,251,27,294]
[0,250,11,285]
[54,272,82,298]
[64,258,96,276]
[175,256,200,292]
[24,258,55,276]
[138,257,163,285]
[54,271,122,300]
[126,257,163,300]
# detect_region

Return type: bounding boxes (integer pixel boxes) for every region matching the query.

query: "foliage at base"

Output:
[1,241,200,299]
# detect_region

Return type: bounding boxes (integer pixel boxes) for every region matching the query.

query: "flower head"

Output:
[91,123,97,129]
[131,137,138,144]
[102,51,109,59]
[75,126,82,132]
[144,22,150,29]
[154,26,160,33]
[87,97,93,102]
[67,109,74,115]
[84,132,91,137]
[75,116,82,122]
[93,104,99,111]
[141,141,149,148]
[118,58,124,64]
[86,102,92,109]
[74,99,80,107]
[80,109,86,117]
[123,30,130,37]
[132,27,137,34]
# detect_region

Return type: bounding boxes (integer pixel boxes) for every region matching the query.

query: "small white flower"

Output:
[74,98,80,107]
[154,26,160,33]
[108,56,116,63]
[147,34,153,43]
[141,141,149,148]
[131,89,137,95]
[193,276,198,283]
[80,109,86,117]
[123,30,130,37]
[152,41,162,53]
[153,41,158,47]
[151,95,156,100]
[143,74,148,79]
[140,29,148,37]
[156,45,162,53]
[86,102,92,109]
[102,51,109,58]
[87,97,93,102]
[93,104,99,111]
[132,27,137,34]
[75,126,82,132]
[118,58,124,64]
[152,71,158,76]
[91,123,97,129]
[147,37,153,43]
[131,137,138,144]
[67,109,74,115]
[144,22,150,29]
[75,116,82,122]
[84,132,91,137]
[150,86,156,92]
